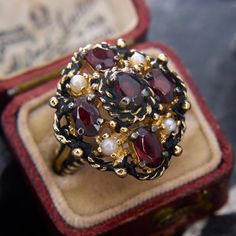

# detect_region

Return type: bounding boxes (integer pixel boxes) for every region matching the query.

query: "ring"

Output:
[49,39,191,180]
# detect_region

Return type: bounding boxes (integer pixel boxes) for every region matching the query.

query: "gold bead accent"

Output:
[158,53,168,64]
[72,148,83,158]
[117,38,126,48]
[102,133,109,139]
[67,62,72,69]
[158,104,164,111]
[109,120,117,128]
[111,153,117,158]
[153,113,160,120]
[182,101,191,110]
[146,105,152,114]
[49,97,58,108]
[120,127,128,133]
[68,70,75,78]
[116,139,122,145]
[114,168,127,178]
[174,145,183,156]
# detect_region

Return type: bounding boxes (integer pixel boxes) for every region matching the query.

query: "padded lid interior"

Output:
[0,0,138,79]
[17,47,222,229]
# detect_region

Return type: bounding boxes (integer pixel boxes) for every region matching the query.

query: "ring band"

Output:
[49,39,190,180]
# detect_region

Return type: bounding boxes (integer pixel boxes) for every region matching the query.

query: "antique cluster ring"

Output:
[49,39,191,180]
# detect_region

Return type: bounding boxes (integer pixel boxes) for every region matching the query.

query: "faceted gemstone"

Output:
[148,68,175,103]
[85,47,115,70]
[112,72,144,106]
[133,128,163,168]
[72,97,100,136]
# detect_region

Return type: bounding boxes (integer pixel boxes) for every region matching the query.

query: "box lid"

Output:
[0,0,149,98]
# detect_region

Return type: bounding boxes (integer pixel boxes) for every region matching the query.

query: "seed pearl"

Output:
[101,138,118,156]
[163,118,177,133]
[129,52,146,66]
[70,75,87,94]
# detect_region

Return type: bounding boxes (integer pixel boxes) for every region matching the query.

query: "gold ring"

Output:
[49,39,191,180]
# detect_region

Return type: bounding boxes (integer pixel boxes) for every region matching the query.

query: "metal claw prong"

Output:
[104,70,109,78]
[120,97,130,106]
[174,87,181,93]
[141,89,149,97]
[158,104,164,111]
[87,94,96,101]
[82,73,89,79]
[66,83,71,89]
[131,132,139,139]
[139,161,146,168]
[93,72,100,79]
[145,72,152,79]
[162,151,169,157]
[114,55,120,61]
[77,128,85,135]
[49,97,58,108]
[117,38,127,48]
[68,102,75,109]
[109,73,117,82]
[97,118,104,125]
[158,53,168,64]
[91,83,98,90]
[101,41,108,46]
[95,64,102,71]
[151,125,158,132]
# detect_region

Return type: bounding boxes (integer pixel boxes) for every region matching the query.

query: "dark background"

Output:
[0,0,235,235]
[148,1,236,235]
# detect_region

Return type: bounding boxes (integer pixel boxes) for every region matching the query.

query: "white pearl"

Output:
[129,52,146,65]
[163,118,177,132]
[101,138,118,156]
[70,75,87,93]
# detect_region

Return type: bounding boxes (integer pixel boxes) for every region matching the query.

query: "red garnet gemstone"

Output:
[72,97,100,136]
[113,72,144,106]
[148,68,176,103]
[85,47,115,70]
[133,128,163,168]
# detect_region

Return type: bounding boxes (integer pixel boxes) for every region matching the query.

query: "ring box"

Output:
[1,41,234,235]
[0,1,234,236]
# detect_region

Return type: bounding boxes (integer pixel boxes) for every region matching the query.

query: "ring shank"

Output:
[53,145,83,175]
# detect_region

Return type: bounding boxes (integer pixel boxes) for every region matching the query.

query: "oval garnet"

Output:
[133,128,163,168]
[112,72,144,106]
[72,97,100,136]
[85,47,115,70]
[148,68,175,103]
